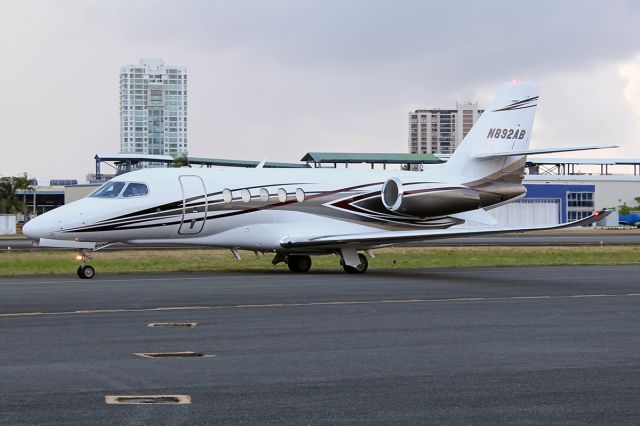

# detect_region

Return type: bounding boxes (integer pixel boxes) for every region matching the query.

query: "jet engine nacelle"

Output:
[381,178,481,217]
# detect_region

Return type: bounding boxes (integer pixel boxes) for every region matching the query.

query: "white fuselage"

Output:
[24,164,474,253]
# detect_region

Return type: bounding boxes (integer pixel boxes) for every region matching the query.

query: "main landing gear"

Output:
[76,250,95,279]
[342,253,368,274]
[287,255,312,273]
[273,252,369,274]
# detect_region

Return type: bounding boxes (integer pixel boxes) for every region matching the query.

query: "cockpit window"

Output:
[91,181,126,198]
[122,183,149,198]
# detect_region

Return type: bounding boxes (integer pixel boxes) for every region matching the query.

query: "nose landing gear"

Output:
[76,250,95,279]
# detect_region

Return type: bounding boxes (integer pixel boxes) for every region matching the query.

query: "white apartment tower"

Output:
[120,59,187,156]
[408,102,483,155]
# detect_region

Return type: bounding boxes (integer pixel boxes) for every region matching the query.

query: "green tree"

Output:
[618,196,640,215]
[173,155,189,168]
[619,202,631,215]
[0,177,26,214]
[14,173,36,209]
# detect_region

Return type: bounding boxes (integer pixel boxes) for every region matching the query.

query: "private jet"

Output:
[23,83,612,278]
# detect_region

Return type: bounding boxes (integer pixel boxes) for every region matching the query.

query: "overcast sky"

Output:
[1,0,639,183]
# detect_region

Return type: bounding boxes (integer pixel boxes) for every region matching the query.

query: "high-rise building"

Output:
[408,102,483,155]
[119,59,187,156]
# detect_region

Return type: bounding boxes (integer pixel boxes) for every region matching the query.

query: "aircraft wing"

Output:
[281,210,611,249]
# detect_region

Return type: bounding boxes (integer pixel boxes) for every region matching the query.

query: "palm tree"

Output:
[0,177,26,214]
[14,173,36,211]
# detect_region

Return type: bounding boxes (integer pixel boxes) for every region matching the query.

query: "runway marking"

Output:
[147,322,197,328]
[105,395,191,405]
[433,266,640,274]
[134,351,215,358]
[2,293,640,318]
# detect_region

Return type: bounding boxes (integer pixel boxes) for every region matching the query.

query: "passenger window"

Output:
[222,189,232,203]
[123,183,149,197]
[259,188,270,202]
[296,188,305,202]
[91,181,126,198]
[278,188,288,203]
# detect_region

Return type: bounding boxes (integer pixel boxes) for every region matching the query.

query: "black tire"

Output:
[342,253,368,274]
[287,255,312,273]
[77,266,84,279]
[78,265,95,279]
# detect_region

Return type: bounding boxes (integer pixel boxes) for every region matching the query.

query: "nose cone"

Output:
[22,215,53,240]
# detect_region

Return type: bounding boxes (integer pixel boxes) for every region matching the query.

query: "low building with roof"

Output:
[300,152,442,169]
[93,153,309,181]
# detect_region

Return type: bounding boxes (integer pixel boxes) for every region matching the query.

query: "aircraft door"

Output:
[178,175,207,235]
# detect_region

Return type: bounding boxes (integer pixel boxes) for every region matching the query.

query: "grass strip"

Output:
[0,246,639,276]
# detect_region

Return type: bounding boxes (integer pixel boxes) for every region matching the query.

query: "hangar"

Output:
[490,157,640,227]
[488,183,595,227]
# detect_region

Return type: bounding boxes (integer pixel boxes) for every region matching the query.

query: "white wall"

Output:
[0,214,17,235]
[593,180,640,210]
[489,200,560,227]
[65,184,100,204]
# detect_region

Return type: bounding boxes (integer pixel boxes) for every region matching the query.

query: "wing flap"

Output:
[281,210,611,249]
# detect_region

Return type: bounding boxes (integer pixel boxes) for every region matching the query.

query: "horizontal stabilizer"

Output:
[474,145,617,159]
[281,210,611,249]
[449,208,498,226]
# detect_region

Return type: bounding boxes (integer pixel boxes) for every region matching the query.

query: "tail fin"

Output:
[444,82,540,183]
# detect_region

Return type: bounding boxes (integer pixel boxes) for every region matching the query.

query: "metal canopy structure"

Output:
[526,158,640,176]
[94,154,173,180]
[187,157,309,169]
[94,154,309,181]
[301,152,443,169]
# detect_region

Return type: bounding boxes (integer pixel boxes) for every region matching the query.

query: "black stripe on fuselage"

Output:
[64,182,382,233]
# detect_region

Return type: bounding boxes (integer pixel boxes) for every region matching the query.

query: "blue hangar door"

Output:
[178,175,208,235]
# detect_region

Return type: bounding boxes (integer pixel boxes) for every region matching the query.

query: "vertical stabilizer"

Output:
[444,83,540,183]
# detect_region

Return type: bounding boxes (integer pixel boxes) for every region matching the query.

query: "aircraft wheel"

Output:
[77,265,95,279]
[287,255,312,273]
[343,253,368,274]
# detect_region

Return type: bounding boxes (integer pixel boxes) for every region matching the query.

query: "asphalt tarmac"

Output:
[1,266,640,424]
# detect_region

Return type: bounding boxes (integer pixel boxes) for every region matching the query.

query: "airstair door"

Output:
[178,175,207,235]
